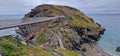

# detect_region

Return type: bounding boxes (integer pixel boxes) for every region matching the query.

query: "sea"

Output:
[87,14,120,56]
[0,15,23,36]
[0,14,120,56]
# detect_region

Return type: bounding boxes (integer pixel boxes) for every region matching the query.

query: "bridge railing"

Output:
[0,16,64,30]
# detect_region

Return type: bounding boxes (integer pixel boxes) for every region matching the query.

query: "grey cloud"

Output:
[0,0,120,15]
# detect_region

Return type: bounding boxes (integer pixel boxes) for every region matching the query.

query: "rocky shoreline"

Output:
[90,44,114,56]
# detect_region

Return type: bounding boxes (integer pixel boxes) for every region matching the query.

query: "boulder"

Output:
[116,47,120,52]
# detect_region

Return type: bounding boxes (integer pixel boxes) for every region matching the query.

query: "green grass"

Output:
[37,34,46,44]
[52,10,61,15]
[56,49,80,56]
[0,36,53,56]
[71,15,98,28]
[30,46,53,56]
[0,37,29,56]
[71,15,88,27]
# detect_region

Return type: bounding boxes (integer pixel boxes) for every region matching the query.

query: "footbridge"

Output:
[0,16,64,42]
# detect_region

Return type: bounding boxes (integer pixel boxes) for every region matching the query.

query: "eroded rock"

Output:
[116,47,120,52]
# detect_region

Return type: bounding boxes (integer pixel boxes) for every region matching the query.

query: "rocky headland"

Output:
[0,4,112,56]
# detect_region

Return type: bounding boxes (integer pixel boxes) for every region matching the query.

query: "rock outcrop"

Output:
[116,47,120,52]
[22,4,105,49]
[0,4,108,56]
[17,4,107,56]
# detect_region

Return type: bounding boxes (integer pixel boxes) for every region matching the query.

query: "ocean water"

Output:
[87,14,120,56]
[0,15,23,36]
[0,15,23,19]
[0,14,120,56]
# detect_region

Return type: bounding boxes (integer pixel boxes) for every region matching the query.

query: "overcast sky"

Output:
[0,0,120,15]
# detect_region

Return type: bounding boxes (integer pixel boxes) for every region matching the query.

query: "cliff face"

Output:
[0,4,106,56]
[21,4,106,56]
[23,4,104,46]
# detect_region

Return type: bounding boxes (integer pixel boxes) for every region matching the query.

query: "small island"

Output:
[0,4,112,56]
